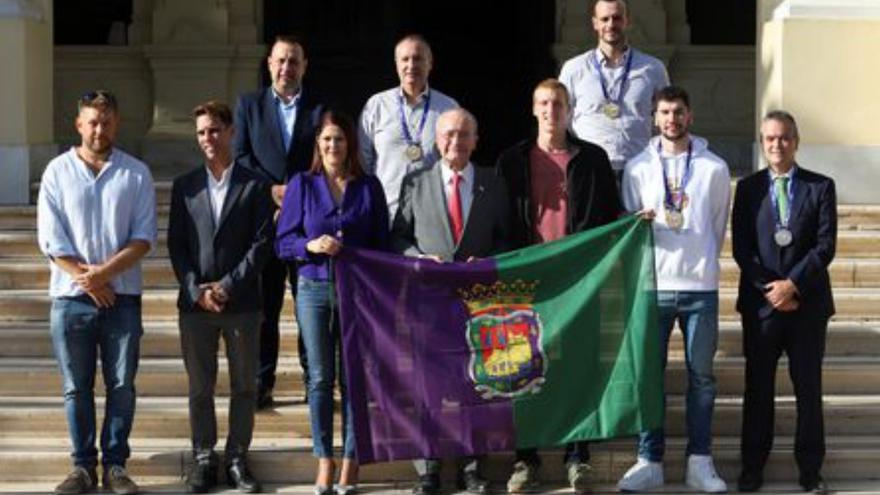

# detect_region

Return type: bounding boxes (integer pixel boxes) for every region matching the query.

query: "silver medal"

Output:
[405,144,423,161]
[774,228,793,247]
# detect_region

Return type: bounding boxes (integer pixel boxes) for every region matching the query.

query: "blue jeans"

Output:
[50,295,143,468]
[296,277,355,458]
[638,291,718,462]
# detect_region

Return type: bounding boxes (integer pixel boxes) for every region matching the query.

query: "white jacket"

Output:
[622,135,731,291]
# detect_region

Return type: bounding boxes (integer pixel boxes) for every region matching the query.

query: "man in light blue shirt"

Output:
[37,90,157,495]
[359,34,459,221]
[558,0,669,176]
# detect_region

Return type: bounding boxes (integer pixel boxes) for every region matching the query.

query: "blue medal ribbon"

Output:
[590,49,635,107]
[397,91,431,150]
[659,140,693,212]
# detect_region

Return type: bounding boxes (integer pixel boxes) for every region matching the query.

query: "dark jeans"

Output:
[179,311,261,464]
[258,254,308,395]
[740,310,827,477]
[50,295,143,468]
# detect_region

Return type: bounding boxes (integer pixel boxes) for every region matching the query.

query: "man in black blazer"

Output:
[233,35,326,408]
[732,111,837,494]
[169,101,273,493]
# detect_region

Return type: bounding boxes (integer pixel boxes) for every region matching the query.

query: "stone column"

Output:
[758,0,880,203]
[140,0,263,177]
[0,0,54,204]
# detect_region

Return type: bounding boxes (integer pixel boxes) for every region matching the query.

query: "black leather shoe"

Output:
[737,469,764,493]
[412,474,440,495]
[227,461,261,493]
[256,390,274,410]
[458,471,489,495]
[800,474,828,494]
[55,466,98,495]
[186,462,217,493]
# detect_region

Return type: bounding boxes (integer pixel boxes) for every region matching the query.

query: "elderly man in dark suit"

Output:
[391,108,510,495]
[732,110,836,495]
[233,35,326,408]
[168,101,274,494]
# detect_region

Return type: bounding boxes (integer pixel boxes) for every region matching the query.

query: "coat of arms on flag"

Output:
[459,280,546,399]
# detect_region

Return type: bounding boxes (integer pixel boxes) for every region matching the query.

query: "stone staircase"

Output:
[1,183,880,492]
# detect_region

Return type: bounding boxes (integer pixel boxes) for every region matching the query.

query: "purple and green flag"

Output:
[335,215,662,464]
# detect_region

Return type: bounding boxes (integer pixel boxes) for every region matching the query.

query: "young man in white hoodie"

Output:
[618,86,730,493]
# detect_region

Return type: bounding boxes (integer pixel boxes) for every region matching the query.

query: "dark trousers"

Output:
[740,311,827,478]
[515,441,590,467]
[413,456,481,477]
[179,311,262,464]
[258,254,308,395]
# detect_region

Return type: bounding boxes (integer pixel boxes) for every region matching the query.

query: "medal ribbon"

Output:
[769,170,795,229]
[397,91,431,150]
[590,49,635,106]
[659,141,693,212]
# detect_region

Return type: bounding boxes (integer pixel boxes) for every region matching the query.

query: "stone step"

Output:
[0,321,300,358]
[3,288,880,322]
[2,395,879,440]
[0,231,170,258]
[2,320,879,360]
[0,205,172,231]
[5,258,880,291]
[0,435,877,484]
[30,181,173,206]
[1,355,878,397]
[0,289,294,322]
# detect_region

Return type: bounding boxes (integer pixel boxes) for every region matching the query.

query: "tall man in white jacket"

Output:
[618,86,730,493]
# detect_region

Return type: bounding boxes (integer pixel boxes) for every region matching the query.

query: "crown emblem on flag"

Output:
[460,279,546,400]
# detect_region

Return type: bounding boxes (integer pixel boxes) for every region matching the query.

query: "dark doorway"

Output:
[53,0,132,45]
[263,0,557,166]
[687,0,756,45]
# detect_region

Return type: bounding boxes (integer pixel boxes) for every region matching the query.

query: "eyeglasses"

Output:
[78,90,118,111]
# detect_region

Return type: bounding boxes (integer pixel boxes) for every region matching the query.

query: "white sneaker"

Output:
[685,455,728,493]
[617,458,664,492]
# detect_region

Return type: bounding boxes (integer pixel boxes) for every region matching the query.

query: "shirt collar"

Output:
[272,88,301,109]
[206,162,235,187]
[595,46,631,67]
[72,146,116,179]
[440,161,474,186]
[398,85,431,105]
[768,163,797,181]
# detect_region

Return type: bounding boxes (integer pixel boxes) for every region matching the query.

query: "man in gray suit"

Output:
[391,108,511,495]
[168,101,273,494]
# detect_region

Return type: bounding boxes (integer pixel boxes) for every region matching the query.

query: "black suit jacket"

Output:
[731,166,837,320]
[232,86,326,185]
[168,162,274,313]
[495,134,623,249]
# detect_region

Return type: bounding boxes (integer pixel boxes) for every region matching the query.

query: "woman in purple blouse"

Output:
[275,110,389,495]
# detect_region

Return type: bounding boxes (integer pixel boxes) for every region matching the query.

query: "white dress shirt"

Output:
[440,161,475,226]
[207,162,235,225]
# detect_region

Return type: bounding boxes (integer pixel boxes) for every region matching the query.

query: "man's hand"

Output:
[197,283,225,313]
[271,184,287,207]
[418,254,444,263]
[776,299,800,312]
[86,285,116,308]
[764,279,799,309]
[636,208,656,221]
[75,263,110,292]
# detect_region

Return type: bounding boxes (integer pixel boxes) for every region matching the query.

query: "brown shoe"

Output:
[55,466,97,495]
[102,465,139,495]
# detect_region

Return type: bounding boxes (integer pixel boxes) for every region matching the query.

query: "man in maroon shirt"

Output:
[495,79,623,494]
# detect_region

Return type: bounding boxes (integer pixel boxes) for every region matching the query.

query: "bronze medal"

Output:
[666,210,684,230]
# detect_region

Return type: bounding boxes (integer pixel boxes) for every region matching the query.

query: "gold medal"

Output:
[405,144,423,161]
[603,102,621,119]
[666,210,684,230]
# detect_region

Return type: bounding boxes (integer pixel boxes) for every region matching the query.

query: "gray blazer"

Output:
[391,161,511,261]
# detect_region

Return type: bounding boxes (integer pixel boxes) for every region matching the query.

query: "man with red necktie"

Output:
[390,108,511,495]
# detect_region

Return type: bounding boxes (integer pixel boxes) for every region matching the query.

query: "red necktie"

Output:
[448,172,464,244]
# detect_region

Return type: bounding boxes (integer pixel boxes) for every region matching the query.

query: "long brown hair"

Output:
[309,109,364,179]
